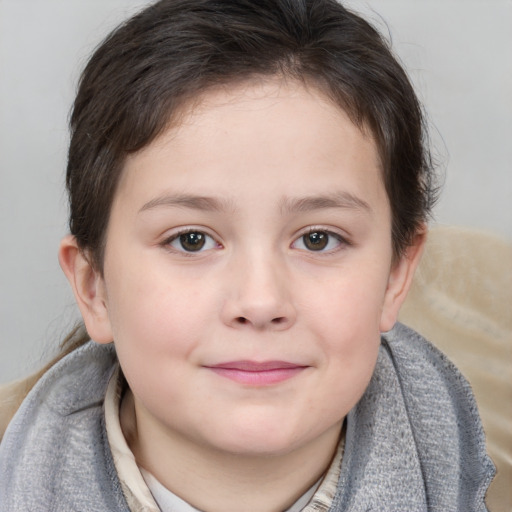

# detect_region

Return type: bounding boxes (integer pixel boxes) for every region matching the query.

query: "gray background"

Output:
[1,0,511,383]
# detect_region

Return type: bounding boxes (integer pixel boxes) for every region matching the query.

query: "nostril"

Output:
[231,316,290,328]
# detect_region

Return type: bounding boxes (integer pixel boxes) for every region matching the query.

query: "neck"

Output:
[121,389,342,512]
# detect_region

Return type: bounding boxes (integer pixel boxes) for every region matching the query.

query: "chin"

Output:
[204,417,319,457]
[215,436,300,457]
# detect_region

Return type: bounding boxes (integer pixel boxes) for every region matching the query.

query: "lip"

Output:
[204,360,308,386]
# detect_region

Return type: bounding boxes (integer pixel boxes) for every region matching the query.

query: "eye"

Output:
[292,230,345,252]
[166,230,219,253]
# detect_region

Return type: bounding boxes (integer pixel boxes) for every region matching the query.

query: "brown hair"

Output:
[63,0,436,349]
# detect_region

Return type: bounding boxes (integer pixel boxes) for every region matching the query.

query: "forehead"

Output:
[115,78,387,217]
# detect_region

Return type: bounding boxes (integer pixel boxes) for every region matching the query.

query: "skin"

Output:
[60,78,425,512]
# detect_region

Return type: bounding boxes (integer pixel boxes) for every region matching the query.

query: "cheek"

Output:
[107,284,208,415]
[108,254,209,331]
[302,269,387,406]
[318,321,381,423]
[104,262,215,380]
[305,266,388,343]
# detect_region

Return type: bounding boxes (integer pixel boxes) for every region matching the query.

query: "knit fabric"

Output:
[0,324,495,511]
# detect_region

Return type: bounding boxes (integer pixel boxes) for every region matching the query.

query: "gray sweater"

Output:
[0,323,495,511]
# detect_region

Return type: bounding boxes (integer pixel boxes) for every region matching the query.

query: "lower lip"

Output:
[208,367,305,386]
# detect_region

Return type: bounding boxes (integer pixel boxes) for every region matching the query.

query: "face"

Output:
[68,79,419,459]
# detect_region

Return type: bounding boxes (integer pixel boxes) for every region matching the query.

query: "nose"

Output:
[220,252,296,331]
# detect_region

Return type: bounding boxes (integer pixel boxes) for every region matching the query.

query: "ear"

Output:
[379,227,427,332]
[58,235,113,344]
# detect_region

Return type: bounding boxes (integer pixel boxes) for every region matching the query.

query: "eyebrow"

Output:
[139,191,371,216]
[279,192,372,215]
[139,194,234,214]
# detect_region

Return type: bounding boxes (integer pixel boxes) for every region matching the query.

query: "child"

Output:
[0,0,495,510]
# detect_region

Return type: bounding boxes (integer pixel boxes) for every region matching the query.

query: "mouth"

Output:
[204,361,308,386]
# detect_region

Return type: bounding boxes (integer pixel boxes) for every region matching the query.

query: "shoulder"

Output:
[399,226,512,512]
[382,323,495,509]
[381,322,487,442]
[380,323,484,434]
[0,342,126,511]
[381,322,474,398]
[334,323,494,511]
[1,342,117,441]
[0,376,38,442]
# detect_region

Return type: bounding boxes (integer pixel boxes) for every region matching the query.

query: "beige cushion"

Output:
[400,226,512,512]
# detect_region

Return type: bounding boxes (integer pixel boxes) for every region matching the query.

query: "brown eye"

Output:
[167,231,218,253]
[179,232,206,251]
[292,229,345,253]
[303,231,328,251]
[166,229,220,254]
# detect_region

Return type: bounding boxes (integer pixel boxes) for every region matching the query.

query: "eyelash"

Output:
[291,227,350,254]
[161,228,221,255]
[161,226,350,255]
